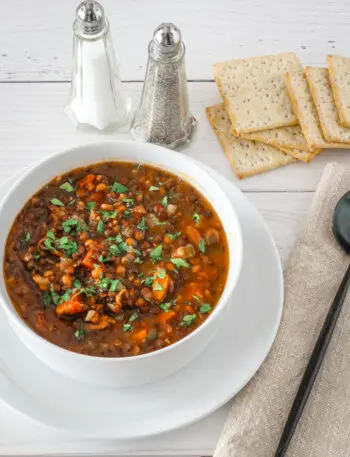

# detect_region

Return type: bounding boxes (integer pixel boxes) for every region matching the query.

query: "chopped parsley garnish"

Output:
[129,312,138,323]
[107,233,123,243]
[123,198,134,207]
[112,181,128,193]
[157,268,166,279]
[123,210,131,217]
[168,232,181,240]
[180,314,197,327]
[149,186,159,191]
[161,195,168,208]
[154,282,163,291]
[193,213,200,223]
[192,295,201,301]
[141,276,155,287]
[60,289,72,303]
[98,255,112,263]
[100,277,112,290]
[60,181,74,192]
[199,239,206,253]
[160,302,172,312]
[97,220,104,233]
[42,291,51,307]
[62,218,82,234]
[137,217,147,231]
[86,201,96,211]
[170,258,191,269]
[110,279,120,292]
[155,221,167,226]
[138,272,145,278]
[78,285,97,297]
[110,242,128,256]
[134,257,143,264]
[150,244,163,262]
[57,236,78,257]
[50,197,64,207]
[73,279,82,289]
[199,303,212,314]
[34,253,41,260]
[44,231,56,250]
[100,209,118,220]
[50,284,60,305]
[123,323,132,332]
[25,232,31,243]
[74,328,85,341]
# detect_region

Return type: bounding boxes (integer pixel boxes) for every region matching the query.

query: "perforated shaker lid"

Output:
[151,23,183,58]
[76,1,106,36]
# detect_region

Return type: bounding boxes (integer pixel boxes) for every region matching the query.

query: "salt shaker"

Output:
[65,1,131,131]
[131,23,196,149]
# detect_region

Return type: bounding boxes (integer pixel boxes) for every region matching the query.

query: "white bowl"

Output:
[0,141,243,387]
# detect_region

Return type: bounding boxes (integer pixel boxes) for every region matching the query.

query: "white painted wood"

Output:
[0,0,349,82]
[0,82,348,192]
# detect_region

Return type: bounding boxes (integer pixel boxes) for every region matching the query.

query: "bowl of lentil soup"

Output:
[0,141,242,387]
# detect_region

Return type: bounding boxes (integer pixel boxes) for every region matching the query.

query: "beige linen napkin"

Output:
[215,163,350,457]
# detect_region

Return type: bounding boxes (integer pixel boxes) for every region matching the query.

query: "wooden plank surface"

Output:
[0,82,348,192]
[0,0,349,82]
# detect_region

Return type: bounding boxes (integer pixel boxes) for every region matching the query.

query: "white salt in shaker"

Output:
[66,1,131,131]
[131,23,196,149]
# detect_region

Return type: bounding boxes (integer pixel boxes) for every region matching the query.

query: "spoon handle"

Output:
[274,263,350,457]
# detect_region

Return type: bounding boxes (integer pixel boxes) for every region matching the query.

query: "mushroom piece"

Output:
[108,289,128,314]
[85,309,99,323]
[173,244,196,259]
[167,204,177,216]
[204,228,220,245]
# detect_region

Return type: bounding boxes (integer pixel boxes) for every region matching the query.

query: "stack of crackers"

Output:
[206,52,350,179]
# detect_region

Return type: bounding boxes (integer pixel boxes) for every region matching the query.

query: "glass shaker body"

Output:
[131,35,195,149]
[66,20,131,131]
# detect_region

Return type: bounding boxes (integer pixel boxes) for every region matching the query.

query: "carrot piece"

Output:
[183,282,205,300]
[89,191,105,202]
[78,173,95,188]
[186,225,202,246]
[152,274,170,302]
[132,329,148,343]
[56,295,84,316]
[81,250,95,269]
[158,310,176,323]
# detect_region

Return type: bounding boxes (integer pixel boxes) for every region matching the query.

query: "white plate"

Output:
[0,164,283,440]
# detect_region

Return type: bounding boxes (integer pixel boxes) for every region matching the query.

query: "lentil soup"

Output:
[4,162,229,357]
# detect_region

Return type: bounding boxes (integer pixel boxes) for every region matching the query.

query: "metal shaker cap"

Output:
[76,1,106,36]
[151,23,183,59]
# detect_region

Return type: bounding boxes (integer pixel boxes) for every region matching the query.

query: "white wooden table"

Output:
[0,1,349,455]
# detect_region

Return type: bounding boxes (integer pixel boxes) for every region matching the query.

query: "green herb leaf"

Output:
[157,268,166,279]
[112,181,128,193]
[123,323,132,332]
[160,302,172,313]
[150,244,163,262]
[74,328,84,341]
[137,217,148,231]
[86,201,96,211]
[123,210,131,217]
[193,213,200,223]
[129,312,138,323]
[154,282,163,291]
[123,198,134,207]
[134,257,143,264]
[107,233,123,243]
[192,295,201,301]
[100,210,118,220]
[100,277,111,290]
[79,285,97,297]
[98,255,112,263]
[149,186,159,191]
[170,258,191,269]
[46,231,55,240]
[51,197,64,207]
[60,289,72,303]
[62,218,82,234]
[110,279,120,292]
[42,291,51,307]
[25,232,31,243]
[199,239,206,253]
[168,231,181,240]
[141,276,154,287]
[180,313,197,327]
[50,284,60,306]
[74,279,82,289]
[34,252,41,260]
[138,272,145,278]
[110,242,128,256]
[57,237,78,257]
[44,232,56,251]
[161,195,168,208]
[199,303,212,314]
[60,182,74,192]
[155,221,167,226]
[97,220,104,233]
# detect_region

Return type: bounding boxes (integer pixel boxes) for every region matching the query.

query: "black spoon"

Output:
[274,191,350,457]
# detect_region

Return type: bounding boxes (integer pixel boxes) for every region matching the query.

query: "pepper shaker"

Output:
[65,1,131,131]
[131,23,196,149]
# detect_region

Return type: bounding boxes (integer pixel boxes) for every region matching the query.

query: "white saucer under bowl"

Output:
[0,162,283,440]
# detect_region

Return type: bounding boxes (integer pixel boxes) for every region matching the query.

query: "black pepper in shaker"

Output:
[131,23,196,149]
